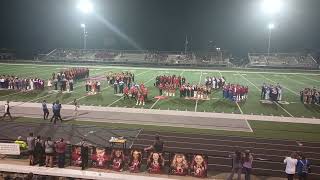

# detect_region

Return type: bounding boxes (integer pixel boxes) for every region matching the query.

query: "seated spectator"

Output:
[144,135,164,153]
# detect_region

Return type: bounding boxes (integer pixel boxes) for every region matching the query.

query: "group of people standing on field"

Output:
[49,67,89,92]
[223,84,249,102]
[155,75,185,97]
[284,152,311,180]
[261,83,283,101]
[0,75,45,91]
[204,76,226,90]
[300,87,320,104]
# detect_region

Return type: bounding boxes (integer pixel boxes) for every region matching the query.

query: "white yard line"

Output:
[218,71,223,78]
[274,102,294,117]
[194,71,203,112]
[150,98,160,109]
[299,75,320,83]
[238,73,259,91]
[242,73,295,117]
[236,102,244,114]
[284,76,305,85]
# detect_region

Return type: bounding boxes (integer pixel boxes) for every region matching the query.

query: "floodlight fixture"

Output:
[81,23,86,28]
[261,0,282,15]
[77,0,93,14]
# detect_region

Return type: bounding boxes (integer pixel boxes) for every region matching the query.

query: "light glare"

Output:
[77,0,93,14]
[81,24,86,28]
[261,0,282,15]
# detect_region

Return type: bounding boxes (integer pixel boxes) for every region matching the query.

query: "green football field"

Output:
[0,63,320,118]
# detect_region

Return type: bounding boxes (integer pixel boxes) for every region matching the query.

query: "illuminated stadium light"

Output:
[268,23,275,29]
[261,0,282,15]
[77,0,93,14]
[81,23,86,28]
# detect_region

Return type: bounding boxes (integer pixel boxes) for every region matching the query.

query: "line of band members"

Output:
[71,146,208,178]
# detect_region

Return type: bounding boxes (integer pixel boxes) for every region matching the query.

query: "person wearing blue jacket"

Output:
[296,153,311,180]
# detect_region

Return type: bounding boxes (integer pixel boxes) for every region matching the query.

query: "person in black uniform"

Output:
[144,134,164,153]
[80,139,89,170]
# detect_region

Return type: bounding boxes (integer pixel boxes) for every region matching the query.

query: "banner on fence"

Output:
[0,143,20,155]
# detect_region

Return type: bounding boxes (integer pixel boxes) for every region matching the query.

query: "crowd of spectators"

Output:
[300,87,320,104]
[0,75,45,91]
[261,83,283,102]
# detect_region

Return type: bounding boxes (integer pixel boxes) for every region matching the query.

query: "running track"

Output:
[132,130,320,179]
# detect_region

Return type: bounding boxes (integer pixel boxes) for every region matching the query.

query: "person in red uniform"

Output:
[123,86,129,100]
[110,149,124,171]
[128,150,142,173]
[147,152,164,174]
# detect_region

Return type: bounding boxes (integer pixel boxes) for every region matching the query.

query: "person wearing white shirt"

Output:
[284,153,298,180]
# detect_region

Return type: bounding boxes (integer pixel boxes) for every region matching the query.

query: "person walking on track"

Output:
[73,98,80,120]
[42,100,49,120]
[2,100,13,121]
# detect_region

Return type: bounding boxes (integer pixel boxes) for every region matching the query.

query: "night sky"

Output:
[1,0,320,58]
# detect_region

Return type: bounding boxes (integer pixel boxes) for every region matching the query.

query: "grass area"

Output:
[1,63,320,118]
[14,117,320,142]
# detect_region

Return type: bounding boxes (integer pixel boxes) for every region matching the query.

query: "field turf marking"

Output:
[274,102,294,117]
[14,69,105,105]
[238,73,259,91]
[242,73,295,117]
[194,71,203,112]
[69,70,151,105]
[2,63,320,76]
[150,70,185,109]
[284,76,305,86]
[218,71,223,78]
[107,71,157,107]
[300,75,320,83]
[258,74,300,96]
[236,102,243,114]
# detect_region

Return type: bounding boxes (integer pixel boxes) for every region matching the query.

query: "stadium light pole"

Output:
[81,24,87,49]
[267,23,275,58]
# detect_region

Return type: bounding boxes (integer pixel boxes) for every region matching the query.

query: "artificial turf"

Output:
[0,63,320,118]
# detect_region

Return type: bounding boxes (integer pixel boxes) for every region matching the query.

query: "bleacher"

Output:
[38,49,230,67]
[248,53,318,69]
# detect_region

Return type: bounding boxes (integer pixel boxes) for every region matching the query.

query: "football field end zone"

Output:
[0,163,175,180]
[1,62,320,76]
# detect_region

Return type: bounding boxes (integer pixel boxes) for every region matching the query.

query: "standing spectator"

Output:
[34,136,45,166]
[42,100,49,120]
[284,152,298,180]
[2,100,13,121]
[26,133,35,166]
[296,153,311,180]
[80,139,89,170]
[55,138,67,168]
[243,150,253,180]
[144,134,164,153]
[227,150,243,180]
[44,137,55,167]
